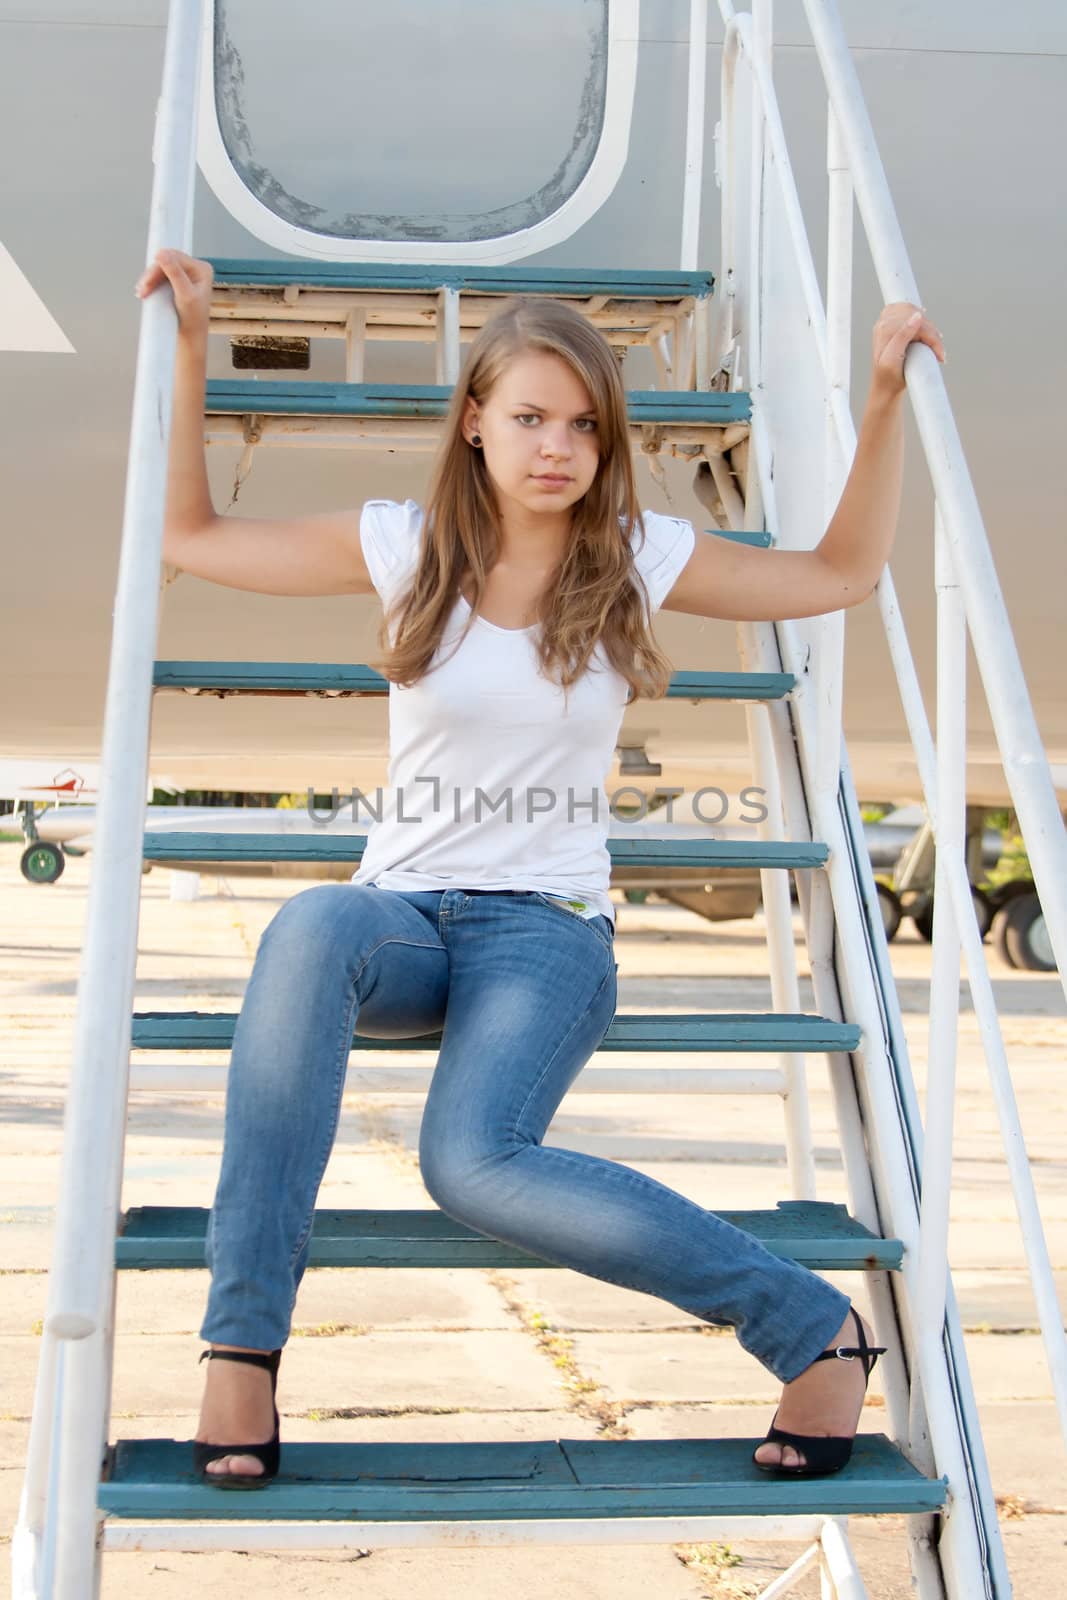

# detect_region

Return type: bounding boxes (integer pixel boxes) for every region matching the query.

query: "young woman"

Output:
[137,249,944,1490]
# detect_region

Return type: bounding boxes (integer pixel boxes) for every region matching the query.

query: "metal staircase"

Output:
[13,2,1067,1596]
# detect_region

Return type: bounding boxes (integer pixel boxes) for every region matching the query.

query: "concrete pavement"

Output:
[1,839,1064,1597]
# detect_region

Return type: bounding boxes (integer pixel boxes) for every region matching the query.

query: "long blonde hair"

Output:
[372,296,675,703]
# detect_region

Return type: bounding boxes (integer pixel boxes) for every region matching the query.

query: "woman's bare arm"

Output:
[139,249,375,597]
[662,303,945,622]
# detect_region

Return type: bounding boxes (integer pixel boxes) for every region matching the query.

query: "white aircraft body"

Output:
[1,2,1064,805]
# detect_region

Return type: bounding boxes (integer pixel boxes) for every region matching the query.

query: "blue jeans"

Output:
[200,884,850,1382]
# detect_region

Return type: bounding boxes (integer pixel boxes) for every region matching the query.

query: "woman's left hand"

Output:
[871,302,945,398]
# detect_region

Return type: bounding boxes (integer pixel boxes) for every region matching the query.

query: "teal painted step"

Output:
[140,835,827,870]
[99,1435,945,1522]
[152,661,792,700]
[204,380,751,426]
[116,1201,901,1272]
[713,527,772,547]
[208,257,714,300]
[131,1012,861,1053]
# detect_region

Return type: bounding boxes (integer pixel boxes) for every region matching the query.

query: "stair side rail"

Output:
[42,0,203,1342]
[713,0,1067,1453]
[13,3,206,1596]
[711,0,1067,1592]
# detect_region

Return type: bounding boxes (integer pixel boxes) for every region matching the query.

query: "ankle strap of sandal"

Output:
[812,1343,887,1364]
[199,1348,280,1370]
[810,1309,886,1375]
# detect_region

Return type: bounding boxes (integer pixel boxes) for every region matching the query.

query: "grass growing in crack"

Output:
[674,1542,752,1597]
[490,1279,633,1437]
[675,1542,742,1572]
[290,1321,369,1338]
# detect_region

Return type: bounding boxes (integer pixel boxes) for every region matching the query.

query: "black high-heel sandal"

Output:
[753,1308,886,1478]
[192,1347,282,1489]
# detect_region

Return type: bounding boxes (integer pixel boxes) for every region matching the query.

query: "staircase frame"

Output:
[13,3,1065,1596]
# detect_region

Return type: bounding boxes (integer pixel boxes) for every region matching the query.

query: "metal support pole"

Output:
[820,1518,869,1599]
[344,307,366,382]
[747,704,818,1198]
[11,1329,60,1598]
[694,295,711,388]
[815,98,852,821]
[711,33,738,377]
[909,506,964,1449]
[758,1541,821,1597]
[681,0,709,271]
[436,286,461,385]
[735,398,818,1201]
[747,0,772,396]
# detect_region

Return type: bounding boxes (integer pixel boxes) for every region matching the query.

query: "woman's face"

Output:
[466,349,602,523]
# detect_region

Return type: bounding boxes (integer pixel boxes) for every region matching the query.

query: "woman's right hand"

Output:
[134,249,214,341]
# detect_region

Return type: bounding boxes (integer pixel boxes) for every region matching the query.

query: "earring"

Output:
[471,433,482,447]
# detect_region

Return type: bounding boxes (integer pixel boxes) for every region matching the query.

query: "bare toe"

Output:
[205,1453,264,1477]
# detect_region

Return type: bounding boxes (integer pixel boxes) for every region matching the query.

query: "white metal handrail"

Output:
[42,4,202,1342]
[798,0,1067,985]
[733,317,999,1600]
[13,3,205,1593]
[711,1,1065,1592]
[713,0,1067,1460]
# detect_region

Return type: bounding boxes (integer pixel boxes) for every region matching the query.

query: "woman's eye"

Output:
[514,414,596,431]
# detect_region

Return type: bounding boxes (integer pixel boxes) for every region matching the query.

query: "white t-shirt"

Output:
[351,498,696,926]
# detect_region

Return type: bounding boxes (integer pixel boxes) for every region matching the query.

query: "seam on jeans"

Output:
[288,934,446,1267]
[511,954,616,1140]
[287,979,362,1270]
[353,934,446,987]
[356,932,448,1054]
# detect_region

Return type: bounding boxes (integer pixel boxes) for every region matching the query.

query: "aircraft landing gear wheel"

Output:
[992,904,1015,968]
[20,842,65,884]
[970,886,995,939]
[995,892,1054,972]
[911,899,935,943]
[912,886,995,944]
[876,882,903,941]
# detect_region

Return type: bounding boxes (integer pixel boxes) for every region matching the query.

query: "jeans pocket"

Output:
[529,893,615,955]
